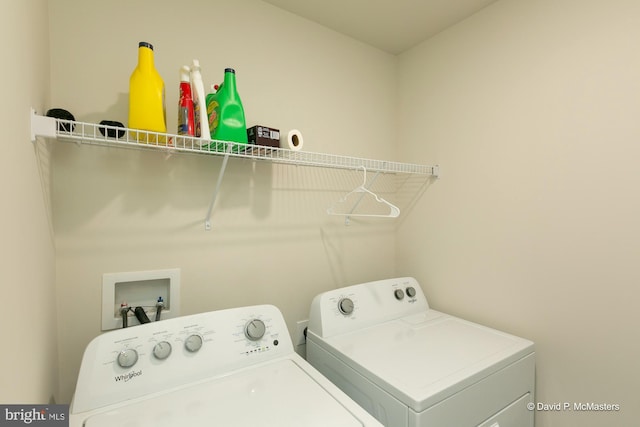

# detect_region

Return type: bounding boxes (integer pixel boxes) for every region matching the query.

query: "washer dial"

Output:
[245,319,266,341]
[394,289,405,300]
[153,341,172,360]
[406,286,417,298]
[117,348,138,368]
[338,298,354,315]
[185,334,203,352]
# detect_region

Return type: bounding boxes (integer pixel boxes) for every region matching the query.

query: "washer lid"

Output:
[317,311,534,412]
[84,359,367,427]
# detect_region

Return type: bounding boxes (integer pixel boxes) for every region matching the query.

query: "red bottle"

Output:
[178,65,195,136]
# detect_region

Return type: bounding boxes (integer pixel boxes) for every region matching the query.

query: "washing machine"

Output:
[70,304,382,427]
[306,277,535,427]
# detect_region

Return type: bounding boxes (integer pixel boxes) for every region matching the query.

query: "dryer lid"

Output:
[318,312,534,411]
[83,359,369,427]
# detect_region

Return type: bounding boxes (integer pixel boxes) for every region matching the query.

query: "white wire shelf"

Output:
[31,112,439,177]
[30,110,438,230]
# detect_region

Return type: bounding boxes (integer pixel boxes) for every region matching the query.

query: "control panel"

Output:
[72,305,293,414]
[308,277,429,338]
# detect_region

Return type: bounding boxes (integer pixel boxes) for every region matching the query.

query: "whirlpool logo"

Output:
[114,369,143,383]
[1,405,68,426]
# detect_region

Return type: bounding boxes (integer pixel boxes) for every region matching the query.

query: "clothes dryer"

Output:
[306,277,535,427]
[70,305,382,427]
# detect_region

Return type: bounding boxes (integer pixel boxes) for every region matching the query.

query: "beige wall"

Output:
[397,0,640,426]
[14,0,636,421]
[0,0,57,403]
[48,0,399,402]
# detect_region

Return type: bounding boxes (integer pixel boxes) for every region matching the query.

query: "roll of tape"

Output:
[283,129,303,151]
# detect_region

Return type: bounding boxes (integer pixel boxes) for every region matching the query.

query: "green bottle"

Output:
[206,84,220,145]
[208,68,247,151]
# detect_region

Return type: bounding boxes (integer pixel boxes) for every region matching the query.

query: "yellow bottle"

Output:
[128,42,167,144]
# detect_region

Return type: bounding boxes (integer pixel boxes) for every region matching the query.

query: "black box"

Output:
[247,125,280,148]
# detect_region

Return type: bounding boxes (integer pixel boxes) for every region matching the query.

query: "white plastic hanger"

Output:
[327,166,400,224]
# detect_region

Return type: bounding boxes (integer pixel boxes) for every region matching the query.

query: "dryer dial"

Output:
[394,289,405,300]
[116,348,138,368]
[338,298,354,315]
[245,319,266,341]
[406,286,417,298]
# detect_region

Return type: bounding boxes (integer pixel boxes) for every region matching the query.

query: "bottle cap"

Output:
[139,41,153,50]
[225,68,236,74]
[180,65,190,82]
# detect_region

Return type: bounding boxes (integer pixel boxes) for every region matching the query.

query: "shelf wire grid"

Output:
[52,119,437,176]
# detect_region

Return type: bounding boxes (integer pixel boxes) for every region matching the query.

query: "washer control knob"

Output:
[117,348,139,368]
[153,341,172,360]
[185,334,203,353]
[394,289,405,300]
[338,298,354,315]
[245,319,266,341]
[406,286,417,298]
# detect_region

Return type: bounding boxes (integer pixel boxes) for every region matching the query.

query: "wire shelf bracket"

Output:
[30,108,56,142]
[204,145,232,231]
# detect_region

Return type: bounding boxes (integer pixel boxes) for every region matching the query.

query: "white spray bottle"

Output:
[190,59,210,145]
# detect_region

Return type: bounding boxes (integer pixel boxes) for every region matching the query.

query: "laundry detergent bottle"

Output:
[206,84,220,144]
[210,68,248,151]
[128,42,167,144]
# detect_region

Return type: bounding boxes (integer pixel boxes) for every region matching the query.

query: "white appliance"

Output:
[70,304,382,427]
[306,277,535,427]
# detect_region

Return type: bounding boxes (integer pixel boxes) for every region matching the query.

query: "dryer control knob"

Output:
[117,348,139,368]
[406,286,417,298]
[394,289,405,300]
[338,298,354,315]
[245,319,266,341]
[185,334,203,353]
